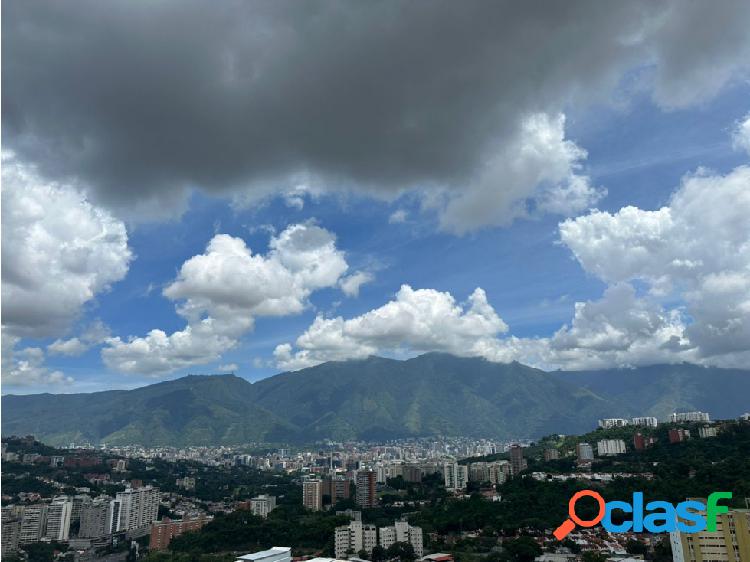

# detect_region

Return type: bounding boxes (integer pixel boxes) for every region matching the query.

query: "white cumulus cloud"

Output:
[2,154,132,339]
[558,165,750,364]
[47,320,112,357]
[2,336,74,387]
[47,338,89,357]
[275,158,750,371]
[274,285,508,370]
[339,272,374,298]
[1,154,131,387]
[388,209,408,224]
[438,113,605,233]
[732,114,750,156]
[543,284,695,369]
[103,223,349,375]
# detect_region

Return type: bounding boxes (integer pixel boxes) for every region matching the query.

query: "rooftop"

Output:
[237,547,292,562]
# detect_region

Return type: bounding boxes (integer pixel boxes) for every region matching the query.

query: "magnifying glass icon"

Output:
[553,489,606,540]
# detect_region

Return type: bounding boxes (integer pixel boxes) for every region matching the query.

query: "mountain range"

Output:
[2,354,749,446]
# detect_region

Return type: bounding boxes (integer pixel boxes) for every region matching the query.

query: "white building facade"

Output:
[250,495,277,518]
[335,521,377,559]
[379,520,424,558]
[236,547,291,562]
[631,416,658,427]
[598,418,629,429]
[670,411,710,423]
[597,439,627,456]
[114,486,159,531]
[19,505,47,545]
[44,497,72,541]
[443,461,468,490]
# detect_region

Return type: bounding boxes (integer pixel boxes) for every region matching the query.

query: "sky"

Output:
[2,0,750,394]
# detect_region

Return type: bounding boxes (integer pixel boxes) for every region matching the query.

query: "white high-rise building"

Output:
[598,418,629,429]
[79,499,113,538]
[698,426,718,438]
[407,525,423,558]
[669,501,750,562]
[379,526,396,550]
[491,461,509,484]
[597,439,627,456]
[631,416,658,427]
[467,461,508,485]
[379,520,424,558]
[335,525,351,559]
[70,494,91,524]
[114,486,159,531]
[670,411,710,423]
[576,442,594,462]
[45,497,73,541]
[376,465,388,484]
[19,505,48,545]
[2,507,22,556]
[443,461,468,490]
[335,520,377,559]
[250,495,277,518]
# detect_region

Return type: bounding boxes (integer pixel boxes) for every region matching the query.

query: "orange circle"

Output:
[568,490,605,527]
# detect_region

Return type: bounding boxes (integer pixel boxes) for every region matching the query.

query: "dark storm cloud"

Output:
[3,0,750,217]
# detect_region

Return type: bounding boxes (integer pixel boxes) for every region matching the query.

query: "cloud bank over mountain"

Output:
[278,163,750,371]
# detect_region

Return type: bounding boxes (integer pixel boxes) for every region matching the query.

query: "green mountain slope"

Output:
[3,355,748,446]
[553,363,750,420]
[1,374,295,447]
[249,353,609,441]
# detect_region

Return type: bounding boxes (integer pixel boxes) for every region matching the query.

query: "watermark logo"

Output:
[553,490,732,540]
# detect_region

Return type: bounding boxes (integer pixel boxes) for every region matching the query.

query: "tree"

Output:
[371,545,387,562]
[386,542,416,562]
[503,537,542,562]
[652,537,673,562]
[24,542,69,562]
[386,476,407,490]
[359,550,370,560]
[625,539,647,556]
[481,524,498,537]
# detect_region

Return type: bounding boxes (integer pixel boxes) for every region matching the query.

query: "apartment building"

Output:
[114,486,160,531]
[356,471,377,509]
[379,520,424,558]
[250,495,277,519]
[44,497,73,541]
[671,502,750,562]
[443,461,468,490]
[335,520,377,559]
[303,479,323,511]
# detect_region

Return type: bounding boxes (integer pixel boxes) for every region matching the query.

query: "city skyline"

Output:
[3,414,749,560]
[3,2,750,396]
